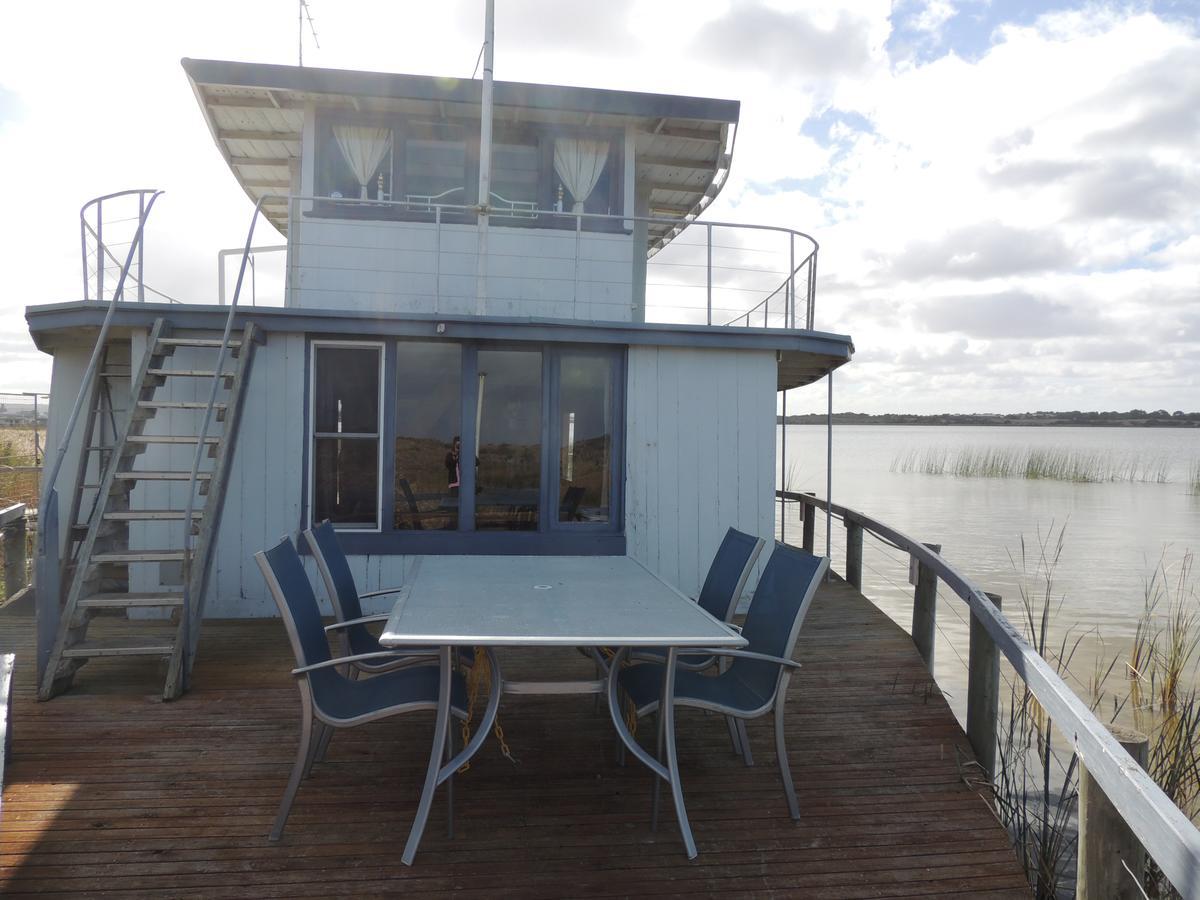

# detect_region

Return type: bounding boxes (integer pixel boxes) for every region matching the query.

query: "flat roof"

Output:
[182,58,740,252]
[26,301,851,390]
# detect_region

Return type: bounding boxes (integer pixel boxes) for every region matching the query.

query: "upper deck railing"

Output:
[278,193,819,329]
[779,489,1200,896]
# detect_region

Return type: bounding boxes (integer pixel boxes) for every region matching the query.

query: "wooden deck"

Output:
[0,576,1030,898]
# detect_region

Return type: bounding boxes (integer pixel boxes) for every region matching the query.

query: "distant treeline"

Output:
[779,410,1200,428]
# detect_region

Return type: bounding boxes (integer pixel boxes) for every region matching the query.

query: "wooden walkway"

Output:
[0,576,1030,898]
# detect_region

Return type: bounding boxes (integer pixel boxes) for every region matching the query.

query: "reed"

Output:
[1189,460,1200,495]
[893,445,1175,484]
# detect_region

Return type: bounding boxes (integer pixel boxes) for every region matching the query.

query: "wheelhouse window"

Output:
[307,339,624,552]
[312,110,623,227]
[402,122,469,209]
[311,343,383,529]
[318,123,393,201]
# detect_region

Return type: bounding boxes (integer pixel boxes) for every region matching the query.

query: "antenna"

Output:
[298,0,319,67]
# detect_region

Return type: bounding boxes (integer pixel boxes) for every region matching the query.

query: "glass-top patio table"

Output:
[379,554,747,864]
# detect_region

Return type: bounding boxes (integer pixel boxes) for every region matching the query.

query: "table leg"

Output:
[402,645,453,866]
[661,647,698,859]
[605,647,698,858]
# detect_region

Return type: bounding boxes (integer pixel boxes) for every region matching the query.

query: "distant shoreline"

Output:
[779,411,1200,428]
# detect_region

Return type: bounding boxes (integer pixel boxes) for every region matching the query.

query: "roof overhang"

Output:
[181,58,740,252]
[26,301,850,390]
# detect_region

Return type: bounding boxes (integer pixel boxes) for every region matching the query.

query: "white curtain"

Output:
[332,125,392,199]
[553,138,609,214]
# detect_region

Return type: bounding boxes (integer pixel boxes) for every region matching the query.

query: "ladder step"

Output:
[79,592,185,609]
[156,338,242,349]
[114,471,213,481]
[104,509,203,521]
[62,638,176,659]
[138,401,228,411]
[146,369,236,378]
[127,435,221,445]
[86,445,116,451]
[92,550,187,564]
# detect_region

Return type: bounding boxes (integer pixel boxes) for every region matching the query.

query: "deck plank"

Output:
[0,576,1029,897]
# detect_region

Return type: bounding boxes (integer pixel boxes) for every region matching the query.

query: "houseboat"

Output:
[24,58,853,700]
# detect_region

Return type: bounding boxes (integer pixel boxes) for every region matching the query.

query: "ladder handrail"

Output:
[180,196,268,647]
[44,190,165,511]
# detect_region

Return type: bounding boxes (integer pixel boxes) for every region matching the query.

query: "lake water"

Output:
[776,424,1200,724]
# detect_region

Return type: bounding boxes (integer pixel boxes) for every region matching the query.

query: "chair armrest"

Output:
[682,648,801,670]
[725,623,743,633]
[359,586,408,599]
[292,649,437,675]
[324,613,391,633]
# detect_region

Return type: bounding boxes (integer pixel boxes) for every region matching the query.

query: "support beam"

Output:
[911,543,941,671]
[218,129,302,143]
[1078,727,1149,900]
[844,520,863,590]
[638,155,717,171]
[966,592,1001,783]
[230,156,294,168]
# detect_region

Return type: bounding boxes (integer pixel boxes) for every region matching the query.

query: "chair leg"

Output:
[651,710,663,832]
[303,722,325,777]
[270,702,314,841]
[445,716,455,839]
[726,715,742,757]
[774,701,800,820]
[736,719,755,767]
[313,721,335,766]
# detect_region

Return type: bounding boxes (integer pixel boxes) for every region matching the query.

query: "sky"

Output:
[0,0,1196,414]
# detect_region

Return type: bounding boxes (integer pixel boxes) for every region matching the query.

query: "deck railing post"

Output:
[706,223,713,326]
[967,591,1002,783]
[844,519,863,590]
[801,493,816,553]
[911,542,941,671]
[1078,726,1149,900]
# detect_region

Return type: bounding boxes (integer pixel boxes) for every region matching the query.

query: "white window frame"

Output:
[308,339,386,532]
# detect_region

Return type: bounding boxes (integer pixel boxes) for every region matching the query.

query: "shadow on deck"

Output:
[0,575,1029,898]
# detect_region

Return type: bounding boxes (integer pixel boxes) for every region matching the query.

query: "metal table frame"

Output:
[378,555,746,865]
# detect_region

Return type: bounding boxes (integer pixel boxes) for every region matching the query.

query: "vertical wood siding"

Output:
[625,346,775,601]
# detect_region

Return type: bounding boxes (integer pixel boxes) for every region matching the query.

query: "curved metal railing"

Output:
[79,189,162,303]
[724,235,819,329]
[778,489,1200,896]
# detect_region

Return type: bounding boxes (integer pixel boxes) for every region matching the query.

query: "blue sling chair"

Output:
[623,527,766,763]
[256,536,495,843]
[613,542,828,839]
[304,520,474,675]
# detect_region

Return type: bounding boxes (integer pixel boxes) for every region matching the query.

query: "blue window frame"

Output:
[305,336,625,555]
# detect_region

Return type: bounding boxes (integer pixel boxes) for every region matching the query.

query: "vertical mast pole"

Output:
[475,0,495,316]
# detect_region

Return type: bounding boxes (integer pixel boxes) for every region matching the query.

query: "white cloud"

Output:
[0,1,1196,415]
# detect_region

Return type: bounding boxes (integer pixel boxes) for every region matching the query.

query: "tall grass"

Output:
[993,537,1200,898]
[0,426,41,508]
[1189,460,1200,495]
[893,445,1174,484]
[994,525,1082,899]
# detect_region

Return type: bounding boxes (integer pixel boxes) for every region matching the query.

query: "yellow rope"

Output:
[458,648,518,772]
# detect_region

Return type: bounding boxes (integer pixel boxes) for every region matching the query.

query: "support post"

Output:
[1077,726,1149,900]
[967,591,1001,783]
[2,515,27,601]
[844,520,863,590]
[911,542,941,671]
[801,493,815,553]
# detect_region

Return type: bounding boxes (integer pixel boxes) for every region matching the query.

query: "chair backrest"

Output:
[303,520,363,623]
[697,528,766,622]
[734,543,829,702]
[254,536,333,671]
